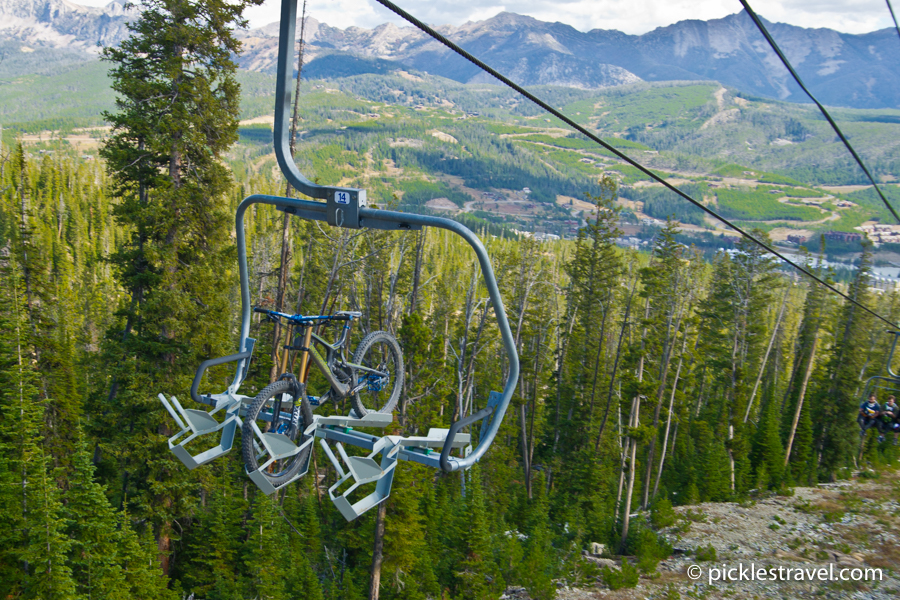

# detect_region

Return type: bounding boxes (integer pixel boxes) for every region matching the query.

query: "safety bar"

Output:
[235,195,519,473]
[439,407,493,471]
[190,337,255,404]
[887,331,900,378]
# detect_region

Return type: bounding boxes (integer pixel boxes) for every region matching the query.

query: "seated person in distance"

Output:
[881,395,900,440]
[858,394,881,436]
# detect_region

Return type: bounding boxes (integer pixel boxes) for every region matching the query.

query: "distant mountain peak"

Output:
[0,0,134,52]
[483,11,543,28]
[2,1,898,109]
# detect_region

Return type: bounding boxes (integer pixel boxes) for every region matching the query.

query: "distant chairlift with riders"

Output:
[155,0,519,521]
[858,331,900,456]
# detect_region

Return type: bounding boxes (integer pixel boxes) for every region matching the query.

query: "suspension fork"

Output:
[268,322,295,432]
[298,325,314,383]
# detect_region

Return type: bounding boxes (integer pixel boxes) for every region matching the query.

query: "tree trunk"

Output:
[520,403,532,498]
[596,279,637,448]
[728,423,735,492]
[369,501,386,600]
[620,313,647,550]
[644,296,681,509]
[744,283,790,422]
[652,334,688,500]
[269,212,293,382]
[613,393,630,525]
[553,303,577,454]
[620,395,640,552]
[586,290,612,424]
[784,333,818,466]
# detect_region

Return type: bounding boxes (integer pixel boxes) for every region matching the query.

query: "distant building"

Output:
[824,231,862,243]
[786,234,808,245]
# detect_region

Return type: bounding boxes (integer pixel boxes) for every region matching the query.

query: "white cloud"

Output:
[74,0,899,35]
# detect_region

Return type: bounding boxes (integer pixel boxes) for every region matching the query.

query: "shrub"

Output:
[626,520,674,574]
[695,544,717,561]
[601,560,639,590]
[651,497,676,529]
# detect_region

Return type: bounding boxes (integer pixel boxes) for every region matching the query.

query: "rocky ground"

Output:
[517,470,900,599]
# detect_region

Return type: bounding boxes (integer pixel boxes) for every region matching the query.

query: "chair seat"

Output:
[183,409,219,432]
[347,456,383,482]
[261,433,299,459]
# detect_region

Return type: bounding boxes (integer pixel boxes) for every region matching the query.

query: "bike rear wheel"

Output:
[241,379,314,484]
[349,331,404,417]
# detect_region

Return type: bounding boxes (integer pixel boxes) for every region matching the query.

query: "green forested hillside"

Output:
[5,62,900,246]
[3,139,900,599]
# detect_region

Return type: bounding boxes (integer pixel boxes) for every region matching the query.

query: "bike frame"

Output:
[260,310,389,404]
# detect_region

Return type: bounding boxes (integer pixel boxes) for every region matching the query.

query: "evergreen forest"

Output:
[2,1,900,599]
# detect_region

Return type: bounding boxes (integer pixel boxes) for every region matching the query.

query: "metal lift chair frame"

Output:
[158,0,519,519]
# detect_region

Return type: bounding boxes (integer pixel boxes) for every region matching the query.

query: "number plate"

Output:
[335,191,350,205]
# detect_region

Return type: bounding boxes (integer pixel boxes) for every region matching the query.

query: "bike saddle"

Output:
[335,310,362,318]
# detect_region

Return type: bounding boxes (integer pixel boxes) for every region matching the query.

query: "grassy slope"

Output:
[5,61,900,238]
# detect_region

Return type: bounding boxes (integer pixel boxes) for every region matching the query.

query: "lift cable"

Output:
[887,0,900,46]
[370,0,898,329]
[738,0,900,225]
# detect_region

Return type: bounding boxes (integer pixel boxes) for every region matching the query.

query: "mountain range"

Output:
[0,0,133,52]
[3,0,900,109]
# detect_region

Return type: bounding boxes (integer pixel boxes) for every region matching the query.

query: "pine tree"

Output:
[561,175,622,449]
[518,472,555,600]
[0,252,77,599]
[117,515,176,600]
[455,466,505,600]
[281,487,324,600]
[379,464,438,600]
[694,422,730,502]
[245,493,288,600]
[751,398,785,489]
[97,0,263,571]
[179,459,247,599]
[816,244,876,477]
[65,435,130,600]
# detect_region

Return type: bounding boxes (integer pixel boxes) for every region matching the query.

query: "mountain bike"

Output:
[241,307,404,485]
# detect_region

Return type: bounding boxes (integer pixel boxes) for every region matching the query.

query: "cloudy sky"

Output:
[86,0,899,34]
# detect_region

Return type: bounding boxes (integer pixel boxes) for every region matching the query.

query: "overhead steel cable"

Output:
[887,0,900,46]
[738,0,900,225]
[370,0,898,329]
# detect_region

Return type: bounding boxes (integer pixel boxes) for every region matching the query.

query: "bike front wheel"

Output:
[349,331,404,417]
[241,379,314,485]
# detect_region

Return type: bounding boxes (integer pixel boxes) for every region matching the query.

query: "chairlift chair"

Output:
[858,331,900,459]
[156,0,519,520]
[860,330,900,406]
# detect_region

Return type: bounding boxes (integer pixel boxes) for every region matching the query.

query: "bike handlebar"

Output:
[253,307,351,322]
